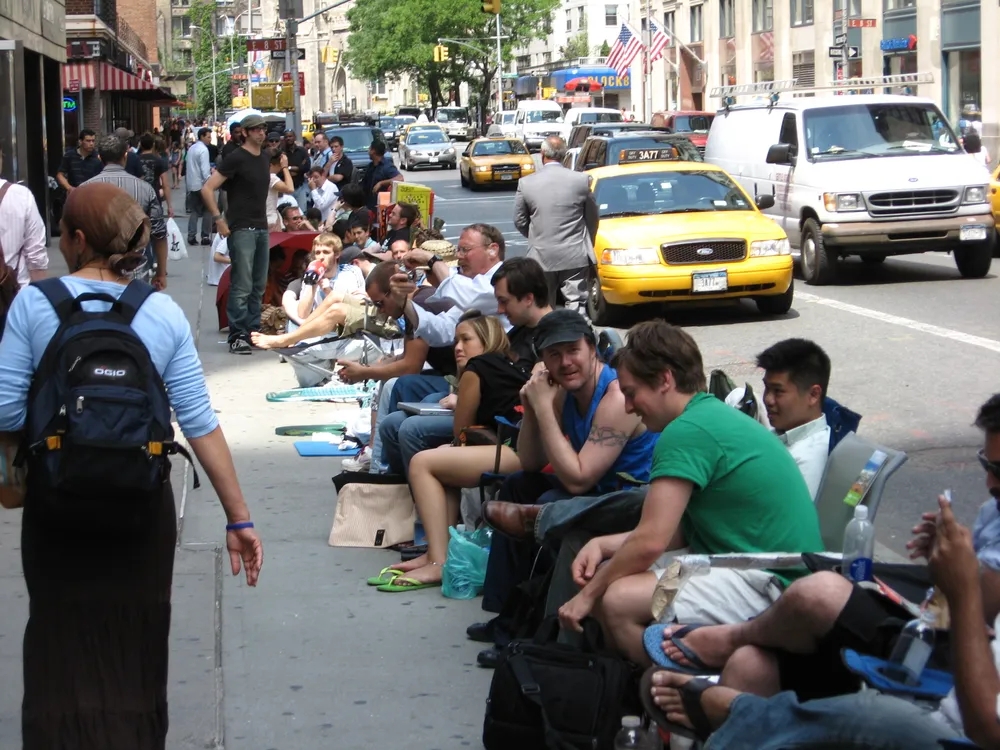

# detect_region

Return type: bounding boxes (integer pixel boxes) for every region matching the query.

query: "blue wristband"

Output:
[226,521,254,531]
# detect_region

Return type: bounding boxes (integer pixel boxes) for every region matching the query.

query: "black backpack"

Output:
[19,279,197,529]
[483,618,641,750]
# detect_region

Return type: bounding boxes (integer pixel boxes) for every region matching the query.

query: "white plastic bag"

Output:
[166,218,188,261]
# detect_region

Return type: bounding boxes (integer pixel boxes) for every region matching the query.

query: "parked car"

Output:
[558,107,623,141]
[399,126,457,170]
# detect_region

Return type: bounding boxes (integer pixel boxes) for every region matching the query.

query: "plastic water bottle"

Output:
[841,504,875,583]
[883,609,937,686]
[614,716,655,750]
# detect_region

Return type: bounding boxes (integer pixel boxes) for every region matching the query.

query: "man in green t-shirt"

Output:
[557,320,823,666]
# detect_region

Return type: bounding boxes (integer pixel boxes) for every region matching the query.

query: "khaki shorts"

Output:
[651,549,783,625]
[338,296,400,339]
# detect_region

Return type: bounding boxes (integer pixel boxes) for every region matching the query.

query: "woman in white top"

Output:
[266,152,295,230]
[964,131,991,170]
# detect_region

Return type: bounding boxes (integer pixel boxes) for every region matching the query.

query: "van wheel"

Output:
[587,271,628,327]
[954,238,994,278]
[755,279,794,315]
[800,219,837,285]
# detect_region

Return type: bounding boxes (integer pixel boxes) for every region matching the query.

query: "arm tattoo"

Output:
[587,424,630,448]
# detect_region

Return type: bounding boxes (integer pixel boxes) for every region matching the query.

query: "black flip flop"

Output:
[639,666,715,743]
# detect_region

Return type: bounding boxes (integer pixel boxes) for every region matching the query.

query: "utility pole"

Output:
[495,13,503,114]
[839,0,849,83]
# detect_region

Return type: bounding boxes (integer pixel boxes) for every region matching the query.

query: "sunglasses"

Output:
[979,448,1000,478]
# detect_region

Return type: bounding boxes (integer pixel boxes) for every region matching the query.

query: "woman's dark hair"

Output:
[270,152,284,166]
[611,320,707,394]
[964,131,982,154]
[491,257,549,307]
[329,219,349,240]
[339,183,366,209]
[62,182,151,276]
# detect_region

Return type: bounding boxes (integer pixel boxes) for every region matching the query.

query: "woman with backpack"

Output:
[0,182,263,750]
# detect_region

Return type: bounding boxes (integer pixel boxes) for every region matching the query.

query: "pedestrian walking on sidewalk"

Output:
[200,113,272,355]
[513,135,598,316]
[185,127,214,246]
[0,182,264,750]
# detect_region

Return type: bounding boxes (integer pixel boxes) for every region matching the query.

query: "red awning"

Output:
[62,62,97,90]
[62,62,182,105]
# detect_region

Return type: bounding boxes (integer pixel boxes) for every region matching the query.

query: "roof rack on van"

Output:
[711,72,934,108]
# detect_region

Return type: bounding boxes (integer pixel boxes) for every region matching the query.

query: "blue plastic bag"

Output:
[442,526,492,600]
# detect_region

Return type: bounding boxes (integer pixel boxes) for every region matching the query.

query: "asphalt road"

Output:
[409,160,1000,553]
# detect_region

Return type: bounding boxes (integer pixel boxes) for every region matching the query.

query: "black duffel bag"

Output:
[483,618,641,750]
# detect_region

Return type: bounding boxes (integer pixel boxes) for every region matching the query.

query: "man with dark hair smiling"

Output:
[756,338,832,500]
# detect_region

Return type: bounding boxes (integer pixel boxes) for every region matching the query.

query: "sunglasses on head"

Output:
[979,448,1000,477]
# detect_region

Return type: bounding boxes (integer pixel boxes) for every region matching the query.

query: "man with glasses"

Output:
[279,203,316,232]
[201,113,272,355]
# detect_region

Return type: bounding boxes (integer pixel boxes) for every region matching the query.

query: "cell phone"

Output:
[397,263,417,282]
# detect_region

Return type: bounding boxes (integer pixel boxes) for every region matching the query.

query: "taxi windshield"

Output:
[595,171,752,218]
[472,140,528,156]
[803,103,960,159]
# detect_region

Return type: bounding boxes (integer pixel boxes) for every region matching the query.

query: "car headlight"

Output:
[750,239,791,257]
[445,148,455,154]
[822,192,864,212]
[964,185,987,204]
[601,247,660,266]
[474,165,490,172]
[522,163,534,171]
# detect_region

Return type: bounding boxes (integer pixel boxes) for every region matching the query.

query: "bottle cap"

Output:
[854,505,869,520]
[621,716,641,728]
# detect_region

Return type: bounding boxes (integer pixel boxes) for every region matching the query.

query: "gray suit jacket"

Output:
[513,162,598,272]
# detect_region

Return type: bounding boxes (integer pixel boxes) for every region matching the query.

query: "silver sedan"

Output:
[399,128,458,171]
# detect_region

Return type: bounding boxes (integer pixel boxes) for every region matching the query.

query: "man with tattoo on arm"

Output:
[470,310,658,666]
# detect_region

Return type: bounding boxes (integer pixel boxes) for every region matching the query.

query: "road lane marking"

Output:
[796,291,1000,355]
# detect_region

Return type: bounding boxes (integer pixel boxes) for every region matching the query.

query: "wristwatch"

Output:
[212,213,224,221]
[426,254,443,271]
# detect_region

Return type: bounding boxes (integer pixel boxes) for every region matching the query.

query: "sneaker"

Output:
[201,236,211,246]
[229,337,252,355]
[342,447,372,473]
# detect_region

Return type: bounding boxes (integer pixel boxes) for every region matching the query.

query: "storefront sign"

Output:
[881,35,917,52]
[67,79,80,93]
[62,97,77,112]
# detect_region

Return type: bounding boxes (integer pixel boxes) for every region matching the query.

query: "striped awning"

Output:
[62,62,181,105]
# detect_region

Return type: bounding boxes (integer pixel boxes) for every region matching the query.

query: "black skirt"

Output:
[20,480,177,750]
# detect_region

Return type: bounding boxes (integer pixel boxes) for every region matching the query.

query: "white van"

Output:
[705,90,995,284]
[514,100,563,151]
[558,107,623,141]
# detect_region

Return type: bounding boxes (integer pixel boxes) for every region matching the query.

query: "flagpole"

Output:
[645,0,653,120]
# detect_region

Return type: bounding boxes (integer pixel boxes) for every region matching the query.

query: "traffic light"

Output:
[481,0,500,13]
[433,44,450,63]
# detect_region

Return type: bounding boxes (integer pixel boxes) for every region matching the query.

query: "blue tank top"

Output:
[561,364,658,493]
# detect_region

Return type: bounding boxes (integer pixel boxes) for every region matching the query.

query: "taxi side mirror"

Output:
[755,194,776,210]
[765,143,795,165]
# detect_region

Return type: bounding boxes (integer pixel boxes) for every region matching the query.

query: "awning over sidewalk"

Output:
[62,62,182,105]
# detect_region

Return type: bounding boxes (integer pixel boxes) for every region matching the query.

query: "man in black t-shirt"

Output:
[326,136,354,186]
[282,129,311,211]
[219,122,244,164]
[137,132,173,217]
[200,114,272,354]
[491,257,554,364]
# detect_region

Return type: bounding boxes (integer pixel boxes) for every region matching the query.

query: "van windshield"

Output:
[525,110,562,124]
[803,103,960,160]
[436,109,468,123]
[579,111,623,124]
[673,114,713,133]
[595,171,751,218]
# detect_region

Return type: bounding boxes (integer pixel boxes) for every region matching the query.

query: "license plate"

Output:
[500,174,513,181]
[429,157,439,163]
[692,270,728,293]
[959,224,988,241]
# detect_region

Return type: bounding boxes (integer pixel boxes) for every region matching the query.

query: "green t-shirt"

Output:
[650,392,823,585]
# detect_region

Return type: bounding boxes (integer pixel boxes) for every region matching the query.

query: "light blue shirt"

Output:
[185,140,211,192]
[412,261,507,347]
[973,498,1000,572]
[0,278,219,439]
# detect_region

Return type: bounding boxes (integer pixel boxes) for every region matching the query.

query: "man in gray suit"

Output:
[513,135,598,315]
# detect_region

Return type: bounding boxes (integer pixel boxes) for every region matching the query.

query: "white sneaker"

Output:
[342,447,372,473]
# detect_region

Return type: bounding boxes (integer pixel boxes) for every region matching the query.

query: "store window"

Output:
[791,0,813,26]
[720,0,735,37]
[946,48,980,124]
[605,5,617,25]
[753,0,774,31]
[690,4,703,42]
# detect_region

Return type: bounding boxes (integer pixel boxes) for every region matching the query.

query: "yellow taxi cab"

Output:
[990,165,1000,238]
[458,136,535,189]
[302,121,315,142]
[588,149,793,325]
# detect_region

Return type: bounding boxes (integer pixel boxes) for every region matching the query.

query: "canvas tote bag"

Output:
[329,471,416,548]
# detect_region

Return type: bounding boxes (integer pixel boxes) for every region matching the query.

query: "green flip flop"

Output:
[366,567,405,586]
[376,577,442,593]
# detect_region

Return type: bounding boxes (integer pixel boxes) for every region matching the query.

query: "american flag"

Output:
[606,23,644,76]
[646,17,670,72]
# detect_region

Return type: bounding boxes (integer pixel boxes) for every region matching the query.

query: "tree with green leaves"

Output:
[560,31,589,62]
[345,0,558,123]
[186,0,245,120]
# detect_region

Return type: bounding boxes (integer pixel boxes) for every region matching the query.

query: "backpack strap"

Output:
[33,278,76,323]
[116,280,156,325]
[507,655,579,750]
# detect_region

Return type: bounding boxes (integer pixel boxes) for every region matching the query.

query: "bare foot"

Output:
[659,624,738,669]
[393,562,443,586]
[650,670,739,732]
[250,331,288,350]
[395,553,428,573]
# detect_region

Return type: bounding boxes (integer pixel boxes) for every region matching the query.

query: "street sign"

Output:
[848,18,877,28]
[253,59,265,71]
[247,38,286,52]
[834,33,848,46]
[847,46,860,58]
[68,79,80,93]
[250,74,260,83]
[271,49,305,60]
[280,71,305,95]
[828,46,842,59]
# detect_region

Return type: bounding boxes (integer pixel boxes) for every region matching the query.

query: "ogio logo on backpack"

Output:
[93,367,128,377]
